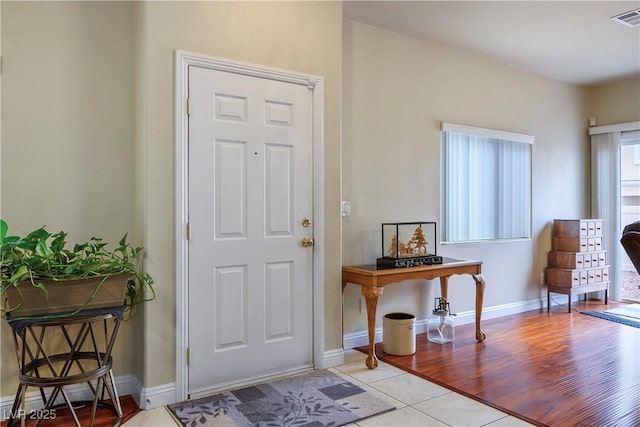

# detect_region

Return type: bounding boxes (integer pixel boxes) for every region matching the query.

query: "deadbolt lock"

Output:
[302,218,311,228]
[301,237,314,247]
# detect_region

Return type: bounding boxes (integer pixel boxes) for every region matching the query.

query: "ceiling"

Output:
[343,1,640,86]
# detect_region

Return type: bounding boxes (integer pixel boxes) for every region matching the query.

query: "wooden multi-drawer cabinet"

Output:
[545,219,609,312]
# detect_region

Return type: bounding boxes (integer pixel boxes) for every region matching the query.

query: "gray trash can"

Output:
[383,312,416,355]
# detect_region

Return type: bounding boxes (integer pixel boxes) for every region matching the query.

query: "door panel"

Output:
[214,265,247,350]
[215,140,246,238]
[187,65,313,395]
[265,261,294,340]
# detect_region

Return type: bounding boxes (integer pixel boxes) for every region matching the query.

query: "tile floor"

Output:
[123,349,534,427]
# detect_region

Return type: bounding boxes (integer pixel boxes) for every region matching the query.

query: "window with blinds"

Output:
[441,123,533,243]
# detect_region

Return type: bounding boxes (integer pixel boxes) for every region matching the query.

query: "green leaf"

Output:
[50,232,68,252]
[8,265,29,284]
[26,227,50,242]
[24,257,45,270]
[73,242,87,252]
[36,239,54,258]
[0,219,7,243]
[2,235,20,244]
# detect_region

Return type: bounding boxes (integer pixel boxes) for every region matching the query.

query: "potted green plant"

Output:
[0,219,154,320]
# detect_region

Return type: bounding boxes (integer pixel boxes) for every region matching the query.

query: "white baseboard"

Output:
[323,347,345,368]
[128,374,143,408]
[1,374,140,421]
[0,374,178,416]
[343,297,546,349]
[138,382,176,410]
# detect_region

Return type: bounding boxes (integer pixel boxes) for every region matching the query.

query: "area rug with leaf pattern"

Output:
[166,370,395,427]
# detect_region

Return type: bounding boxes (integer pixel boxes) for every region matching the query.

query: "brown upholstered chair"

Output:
[621,221,640,275]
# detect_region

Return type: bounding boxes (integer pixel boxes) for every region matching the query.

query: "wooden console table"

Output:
[342,258,486,369]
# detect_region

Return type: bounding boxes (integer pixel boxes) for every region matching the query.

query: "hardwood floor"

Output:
[358,299,640,427]
[0,395,140,427]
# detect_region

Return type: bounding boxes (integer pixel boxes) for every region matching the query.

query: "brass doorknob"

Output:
[301,237,314,247]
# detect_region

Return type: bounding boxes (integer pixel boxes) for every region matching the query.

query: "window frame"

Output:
[440,122,534,244]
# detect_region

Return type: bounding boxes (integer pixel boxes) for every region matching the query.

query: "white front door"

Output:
[187,65,315,396]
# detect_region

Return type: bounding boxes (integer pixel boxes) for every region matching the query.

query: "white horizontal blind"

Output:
[442,123,532,243]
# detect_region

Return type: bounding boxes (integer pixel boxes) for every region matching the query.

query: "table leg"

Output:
[439,275,450,300]
[361,286,383,369]
[473,273,487,342]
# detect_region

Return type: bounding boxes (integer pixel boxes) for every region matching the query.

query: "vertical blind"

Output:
[442,123,533,243]
[590,132,621,301]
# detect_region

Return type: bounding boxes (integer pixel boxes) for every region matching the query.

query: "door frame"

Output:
[174,50,325,401]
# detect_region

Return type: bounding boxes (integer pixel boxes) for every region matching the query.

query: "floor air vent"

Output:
[611,8,640,27]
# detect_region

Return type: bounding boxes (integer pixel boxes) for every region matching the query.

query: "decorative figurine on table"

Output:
[377,222,443,269]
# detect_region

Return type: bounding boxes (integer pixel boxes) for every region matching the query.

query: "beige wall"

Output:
[0,0,342,399]
[135,1,342,391]
[342,20,590,333]
[1,1,137,396]
[588,76,640,126]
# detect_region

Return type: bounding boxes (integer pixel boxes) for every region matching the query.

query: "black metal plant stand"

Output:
[6,307,124,427]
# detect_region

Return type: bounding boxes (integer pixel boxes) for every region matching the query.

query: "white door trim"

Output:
[174,50,325,402]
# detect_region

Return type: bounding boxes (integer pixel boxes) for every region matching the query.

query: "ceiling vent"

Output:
[611,8,640,27]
